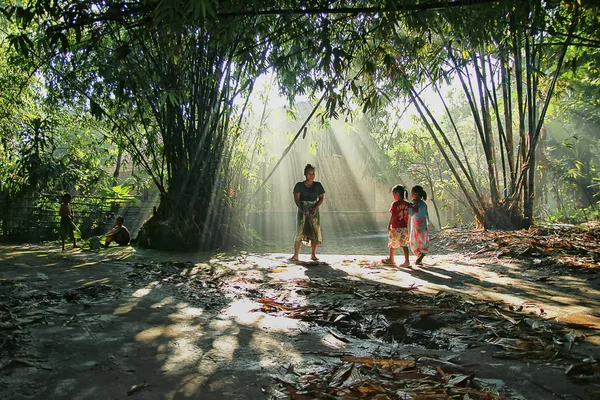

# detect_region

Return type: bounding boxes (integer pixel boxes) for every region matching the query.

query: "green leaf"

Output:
[167,91,179,106]
[308,139,318,157]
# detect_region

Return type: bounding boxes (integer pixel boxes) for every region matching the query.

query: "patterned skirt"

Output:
[388,227,409,248]
[409,217,429,256]
[295,200,322,245]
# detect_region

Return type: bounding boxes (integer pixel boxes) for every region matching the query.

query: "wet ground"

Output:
[0,229,599,399]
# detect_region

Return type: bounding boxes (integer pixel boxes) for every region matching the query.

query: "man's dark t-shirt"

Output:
[293,181,325,202]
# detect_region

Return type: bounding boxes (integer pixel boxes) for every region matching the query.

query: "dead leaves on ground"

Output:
[565,357,600,383]
[264,355,522,400]
[254,278,598,398]
[253,286,591,355]
[437,222,600,270]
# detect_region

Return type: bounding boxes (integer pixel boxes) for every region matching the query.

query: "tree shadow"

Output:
[411,258,600,313]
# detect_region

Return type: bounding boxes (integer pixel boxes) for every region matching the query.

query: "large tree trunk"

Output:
[137,180,232,250]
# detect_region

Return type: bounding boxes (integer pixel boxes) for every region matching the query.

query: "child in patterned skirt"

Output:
[408,185,430,265]
[382,185,411,267]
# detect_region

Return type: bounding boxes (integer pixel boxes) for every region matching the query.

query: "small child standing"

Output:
[59,192,79,251]
[408,185,430,265]
[382,185,411,267]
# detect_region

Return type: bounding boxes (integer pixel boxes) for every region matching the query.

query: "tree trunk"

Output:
[474,52,500,205]
[501,55,516,194]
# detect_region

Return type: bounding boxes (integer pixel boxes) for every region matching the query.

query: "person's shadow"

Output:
[286,257,350,283]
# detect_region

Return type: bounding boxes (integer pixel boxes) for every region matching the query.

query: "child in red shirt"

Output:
[382,185,411,267]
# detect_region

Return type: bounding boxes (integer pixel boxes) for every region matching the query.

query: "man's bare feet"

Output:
[398,261,411,267]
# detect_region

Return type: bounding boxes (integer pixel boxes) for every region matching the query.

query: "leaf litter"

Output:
[436,223,600,270]
[264,354,528,400]
[254,278,598,398]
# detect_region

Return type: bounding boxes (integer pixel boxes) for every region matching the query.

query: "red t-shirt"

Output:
[390,200,410,228]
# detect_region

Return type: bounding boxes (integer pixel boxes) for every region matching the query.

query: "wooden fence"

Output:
[0,195,156,243]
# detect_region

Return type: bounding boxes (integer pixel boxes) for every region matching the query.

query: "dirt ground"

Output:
[1,229,599,399]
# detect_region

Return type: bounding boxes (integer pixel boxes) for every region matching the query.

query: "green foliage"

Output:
[544,19,600,214]
[0,24,147,242]
[97,183,139,206]
[543,123,600,206]
[545,203,600,225]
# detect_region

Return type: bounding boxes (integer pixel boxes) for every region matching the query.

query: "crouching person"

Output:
[104,216,130,247]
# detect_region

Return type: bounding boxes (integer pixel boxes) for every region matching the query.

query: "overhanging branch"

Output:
[217,0,508,17]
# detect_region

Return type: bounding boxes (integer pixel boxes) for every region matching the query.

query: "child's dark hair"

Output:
[392,185,406,199]
[116,216,124,224]
[62,192,72,202]
[411,185,427,201]
[304,164,315,175]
